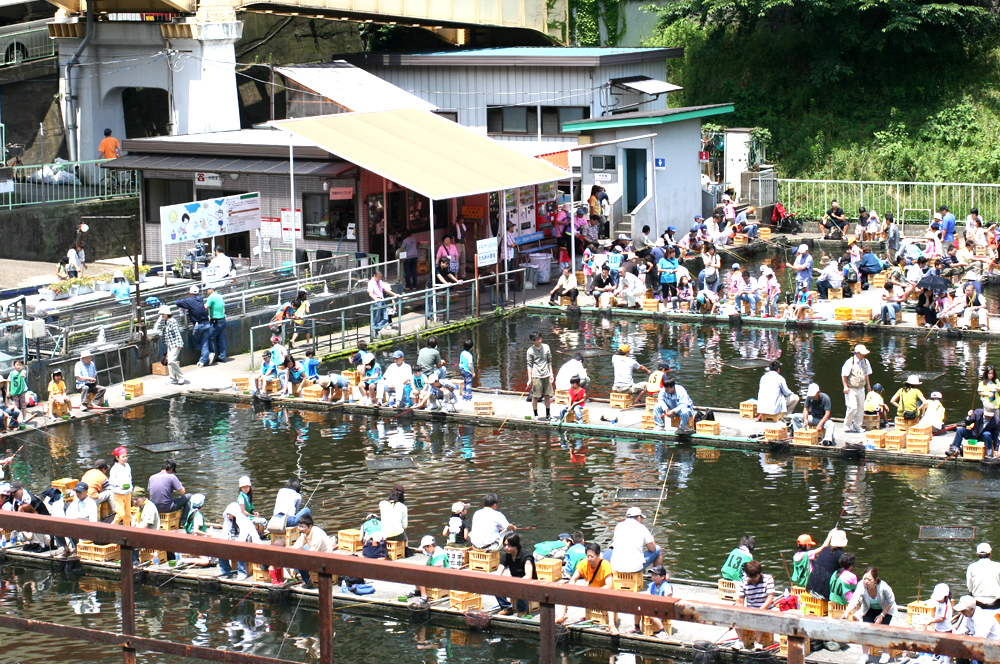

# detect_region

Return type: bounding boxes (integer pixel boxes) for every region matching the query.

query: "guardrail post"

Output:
[318,572,334,663]
[785,635,806,664]
[539,602,556,664]
[121,545,136,664]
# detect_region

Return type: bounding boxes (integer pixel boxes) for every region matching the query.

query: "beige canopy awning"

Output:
[272,108,570,200]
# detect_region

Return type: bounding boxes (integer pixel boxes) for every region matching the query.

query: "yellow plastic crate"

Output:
[535,558,563,582]
[123,381,143,398]
[449,590,482,611]
[469,549,500,572]
[696,421,721,436]
[906,600,936,627]
[885,430,907,451]
[765,425,788,441]
[793,428,820,445]
[474,401,493,416]
[718,578,738,601]
[740,401,758,419]
[853,307,873,321]
[612,571,643,592]
[337,529,362,553]
[834,307,854,321]
[965,442,986,460]
[865,430,886,448]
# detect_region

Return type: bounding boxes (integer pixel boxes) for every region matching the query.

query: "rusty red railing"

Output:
[0,512,994,664]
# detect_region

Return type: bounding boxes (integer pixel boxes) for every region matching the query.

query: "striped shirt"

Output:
[739,574,774,608]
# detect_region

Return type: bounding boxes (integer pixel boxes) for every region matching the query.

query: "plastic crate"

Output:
[696,421,721,436]
[734,234,748,246]
[871,274,886,288]
[51,478,78,493]
[265,379,282,394]
[909,424,933,437]
[387,540,406,560]
[585,607,609,625]
[77,541,120,562]
[853,307,872,321]
[231,377,250,392]
[828,288,843,300]
[554,390,570,405]
[790,585,808,597]
[801,595,828,616]
[829,602,847,619]
[907,435,931,454]
[895,417,913,431]
[865,429,886,448]
[646,396,659,412]
[449,590,482,611]
[251,563,271,582]
[641,615,672,636]
[718,578,738,601]
[779,635,812,657]
[612,571,643,592]
[425,587,449,600]
[445,546,470,569]
[641,299,659,312]
[834,307,854,321]
[641,413,656,431]
[473,401,493,416]
[139,548,168,564]
[793,428,820,445]
[759,412,784,422]
[159,510,182,531]
[301,385,324,401]
[740,401,758,419]
[337,529,362,553]
[885,430,907,451]
[469,549,500,572]
[565,408,589,424]
[536,558,562,582]
[123,381,143,398]
[965,442,986,460]
[765,425,788,441]
[863,413,880,431]
[906,600,936,627]
[610,393,632,410]
[759,227,772,240]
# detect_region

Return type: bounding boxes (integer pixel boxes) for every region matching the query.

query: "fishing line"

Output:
[652,452,675,528]
[492,388,529,435]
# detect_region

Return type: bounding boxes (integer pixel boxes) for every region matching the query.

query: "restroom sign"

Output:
[654,158,666,170]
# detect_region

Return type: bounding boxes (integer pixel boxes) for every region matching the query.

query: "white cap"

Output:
[238,476,251,487]
[955,595,977,612]
[626,506,643,518]
[420,535,436,548]
[80,350,92,359]
[930,583,950,602]
[807,383,820,397]
[157,305,171,316]
[361,352,375,364]
[113,270,125,280]
[451,501,468,513]
[796,244,809,254]
[189,285,200,295]
[978,542,992,555]
[853,344,869,355]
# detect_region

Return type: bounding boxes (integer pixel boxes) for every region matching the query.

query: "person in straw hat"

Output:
[152,304,187,385]
[890,375,926,423]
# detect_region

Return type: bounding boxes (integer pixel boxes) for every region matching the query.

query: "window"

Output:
[303,191,355,240]
[144,178,193,223]
[487,106,590,135]
[434,110,458,123]
[591,155,616,171]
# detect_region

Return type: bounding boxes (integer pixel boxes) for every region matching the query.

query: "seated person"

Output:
[557,376,587,422]
[652,378,695,432]
[815,257,843,300]
[548,267,579,306]
[611,344,651,406]
[360,512,386,558]
[791,383,835,445]
[556,542,614,624]
[959,283,988,329]
[428,374,458,412]
[950,405,999,457]
[645,565,674,638]
[590,264,615,307]
[786,284,813,319]
[410,367,430,409]
[410,535,449,599]
[442,501,470,546]
[890,375,926,424]
[290,514,332,589]
[254,351,282,394]
[919,391,946,434]
[614,268,646,308]
[735,561,776,650]
[695,287,720,314]
[47,369,71,420]
[864,384,889,429]
[915,288,939,328]
[318,373,350,402]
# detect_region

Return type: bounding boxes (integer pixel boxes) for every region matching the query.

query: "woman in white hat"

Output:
[152,305,186,385]
[890,375,926,423]
[918,391,946,433]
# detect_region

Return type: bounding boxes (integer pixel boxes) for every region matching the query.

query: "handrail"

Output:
[0,512,993,664]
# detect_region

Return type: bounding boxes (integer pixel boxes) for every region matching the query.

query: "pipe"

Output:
[65,0,95,163]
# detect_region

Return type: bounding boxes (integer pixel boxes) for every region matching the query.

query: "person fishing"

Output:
[721,535,755,581]
[791,533,818,588]
[806,528,849,600]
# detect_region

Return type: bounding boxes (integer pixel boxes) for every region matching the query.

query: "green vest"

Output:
[427,548,450,568]
[184,510,207,534]
[829,572,857,605]
[791,553,811,587]
[721,548,753,581]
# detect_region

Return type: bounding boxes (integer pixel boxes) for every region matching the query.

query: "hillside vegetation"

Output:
[643,0,1000,182]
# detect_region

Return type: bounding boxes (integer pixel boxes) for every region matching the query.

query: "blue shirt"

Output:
[657,257,678,284]
[74,360,97,390]
[606,252,623,271]
[658,384,694,411]
[649,580,673,596]
[259,360,277,377]
[459,350,474,373]
[943,213,956,242]
[794,254,814,284]
[304,357,320,381]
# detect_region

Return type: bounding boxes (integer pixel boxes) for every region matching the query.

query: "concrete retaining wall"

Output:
[0,197,139,263]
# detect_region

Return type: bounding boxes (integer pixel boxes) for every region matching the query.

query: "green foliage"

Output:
[570,0,626,46]
[643,1,1000,182]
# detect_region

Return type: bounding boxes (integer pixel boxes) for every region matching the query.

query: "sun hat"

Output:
[558,532,573,541]
[80,351,92,359]
[190,493,205,509]
[112,270,125,280]
[930,583,950,602]
[954,595,977,612]
[132,487,147,498]
[157,305,171,316]
[238,476,251,487]
[854,344,869,355]
[361,352,375,364]
[626,506,643,518]
[830,529,849,547]
[797,534,816,547]
[931,391,942,399]
[905,375,922,386]
[420,535,436,548]
[452,501,468,513]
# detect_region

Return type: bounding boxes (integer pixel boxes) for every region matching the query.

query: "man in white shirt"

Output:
[611,344,651,406]
[841,344,873,433]
[547,267,579,306]
[954,595,1000,639]
[208,246,235,276]
[380,350,414,405]
[469,492,515,551]
[614,268,646,308]
[756,360,799,418]
[966,542,1000,611]
[273,478,310,527]
[607,506,661,573]
[63,481,98,558]
[555,353,590,391]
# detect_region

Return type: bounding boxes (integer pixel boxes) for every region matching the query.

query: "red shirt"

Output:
[569,386,587,407]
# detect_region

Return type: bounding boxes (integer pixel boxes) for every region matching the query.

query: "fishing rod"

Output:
[493,388,529,435]
[779,552,793,583]
[652,452,675,528]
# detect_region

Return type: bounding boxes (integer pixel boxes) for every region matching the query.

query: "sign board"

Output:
[462,205,484,219]
[260,216,281,238]
[329,186,354,201]
[160,192,262,245]
[594,173,612,181]
[280,208,302,241]
[699,151,710,163]
[513,231,545,245]
[201,265,226,285]
[194,172,222,188]
[476,237,498,267]
[654,158,666,170]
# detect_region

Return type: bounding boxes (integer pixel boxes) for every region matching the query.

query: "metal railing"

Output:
[248,266,525,367]
[0,26,54,65]
[778,178,1000,227]
[0,512,994,664]
[749,168,777,208]
[0,159,139,208]
[0,319,26,372]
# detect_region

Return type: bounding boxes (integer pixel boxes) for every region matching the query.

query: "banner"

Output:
[160,192,261,245]
[476,237,498,267]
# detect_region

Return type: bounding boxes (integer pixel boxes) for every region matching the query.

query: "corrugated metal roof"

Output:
[272,108,569,200]
[339,47,683,68]
[277,62,437,113]
[562,104,735,131]
[103,154,352,176]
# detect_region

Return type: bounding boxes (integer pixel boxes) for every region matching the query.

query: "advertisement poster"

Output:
[160,192,261,245]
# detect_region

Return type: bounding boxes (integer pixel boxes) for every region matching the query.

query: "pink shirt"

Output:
[367,277,386,300]
[436,244,459,262]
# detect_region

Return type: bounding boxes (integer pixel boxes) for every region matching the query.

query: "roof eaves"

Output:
[561,104,735,131]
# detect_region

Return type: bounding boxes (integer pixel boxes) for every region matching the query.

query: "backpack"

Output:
[844,264,859,283]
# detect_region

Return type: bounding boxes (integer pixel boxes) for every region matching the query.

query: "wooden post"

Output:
[539,602,556,664]
[318,572,334,663]
[785,635,806,664]
[121,545,136,664]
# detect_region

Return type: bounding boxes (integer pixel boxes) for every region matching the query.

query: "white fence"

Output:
[777,179,1000,227]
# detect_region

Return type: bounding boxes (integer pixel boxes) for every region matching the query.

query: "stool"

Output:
[759,227,772,240]
[159,510,182,531]
[386,539,406,560]
[536,558,563,582]
[739,400,757,419]
[98,501,113,521]
[613,571,643,592]
[337,529,362,553]
[797,307,812,320]
[759,412,785,422]
[425,587,449,600]
[765,425,788,441]
[610,392,632,409]
[231,377,250,392]
[642,615,672,636]
[449,590,482,611]
[445,545,470,569]
[123,380,143,399]
[474,401,493,416]
[585,608,609,625]
[850,282,862,294]
[793,428,820,445]
[641,413,655,430]
[51,400,70,417]
[828,288,843,300]
[469,548,500,572]
[265,379,282,394]
[646,396,659,412]
[565,407,589,424]
[554,390,570,406]
[862,413,880,430]
[696,420,721,435]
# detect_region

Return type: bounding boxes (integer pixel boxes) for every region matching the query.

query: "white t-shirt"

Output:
[273,487,302,517]
[612,354,640,386]
[555,359,589,391]
[382,362,414,392]
[469,507,510,548]
[933,599,952,632]
[609,517,654,573]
